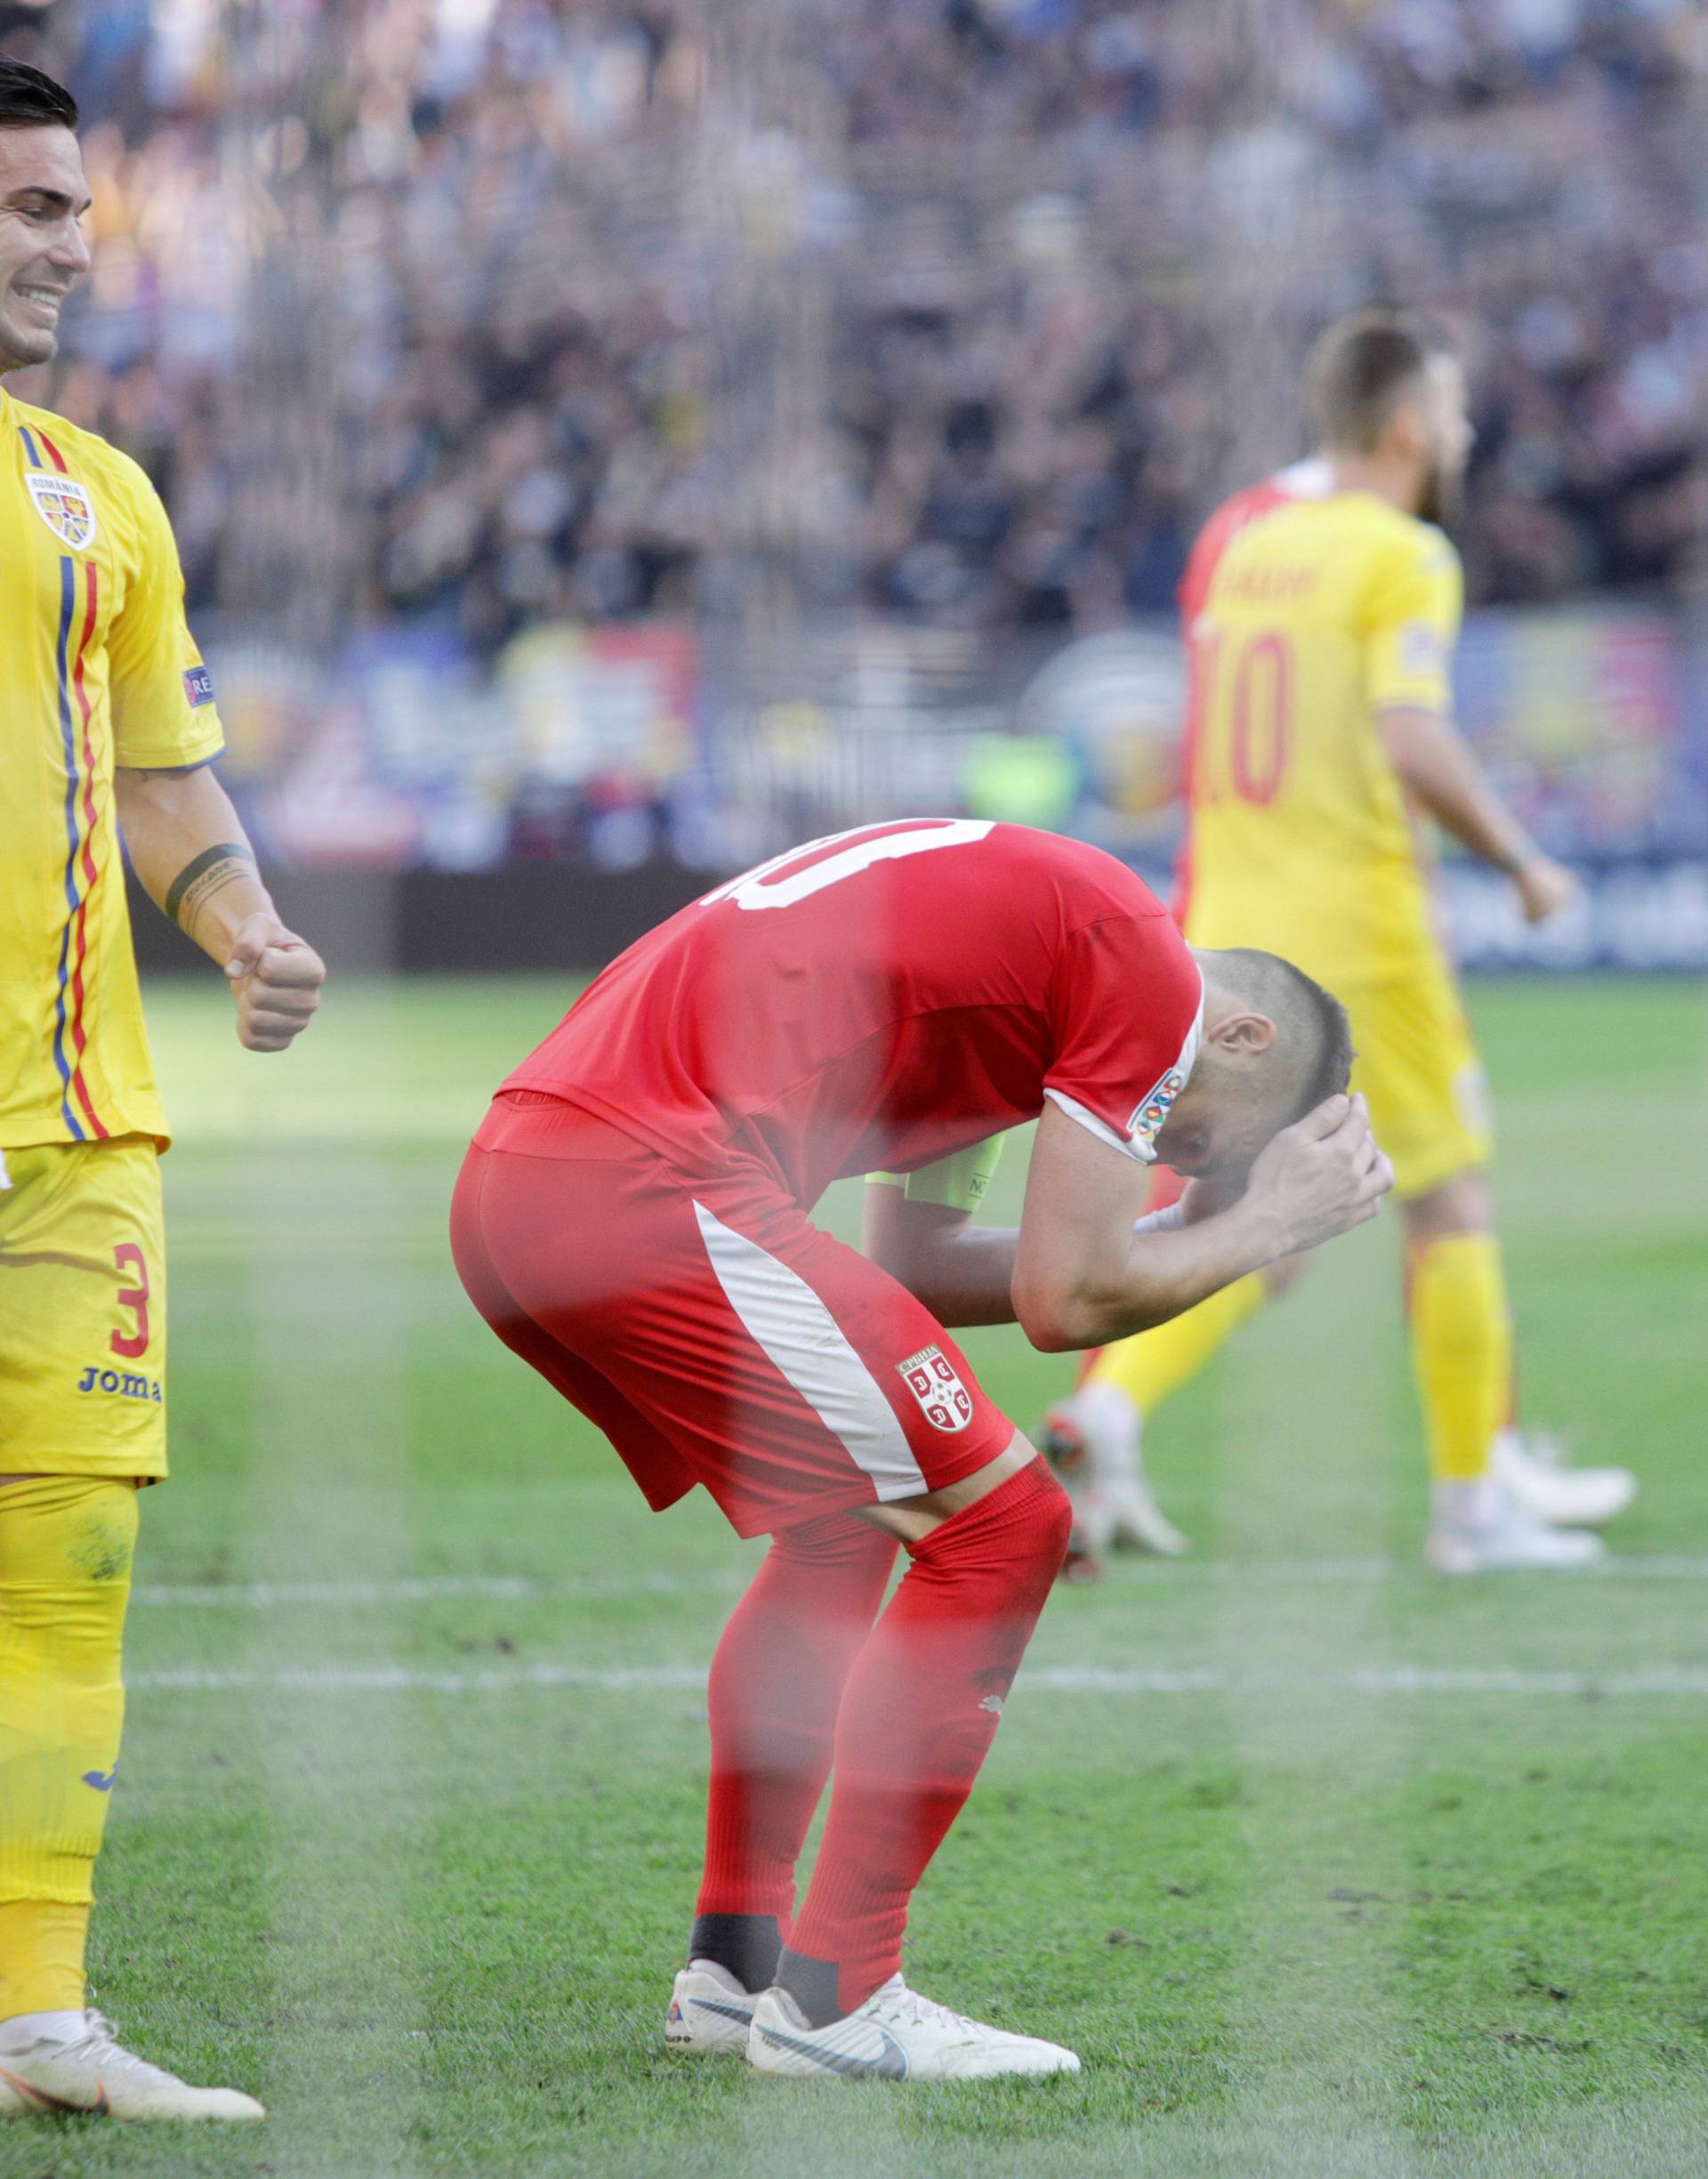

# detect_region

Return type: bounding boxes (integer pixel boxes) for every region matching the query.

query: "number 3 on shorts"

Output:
[111,1242,151,1360]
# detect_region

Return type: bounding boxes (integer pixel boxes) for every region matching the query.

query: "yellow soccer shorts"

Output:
[0,1138,168,1481]
[1339,951,1493,1202]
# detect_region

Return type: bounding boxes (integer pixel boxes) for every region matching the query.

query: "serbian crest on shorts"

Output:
[898,1344,973,1433]
[27,471,98,550]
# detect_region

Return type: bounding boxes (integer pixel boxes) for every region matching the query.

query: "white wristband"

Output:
[1132,1201,1186,1237]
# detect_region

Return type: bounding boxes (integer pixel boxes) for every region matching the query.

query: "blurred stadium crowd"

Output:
[7,0,1706,655]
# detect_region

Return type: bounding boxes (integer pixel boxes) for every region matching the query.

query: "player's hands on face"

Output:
[223,912,326,1053]
[1514,854,1578,926]
[1245,1092,1394,1258]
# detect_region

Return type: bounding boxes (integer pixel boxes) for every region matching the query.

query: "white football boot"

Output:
[1039,1381,1187,1575]
[0,2012,263,2120]
[1037,1396,1114,1578]
[1494,1426,1635,1530]
[665,1961,757,2056]
[747,1973,1080,2081]
[1425,1477,1605,1574]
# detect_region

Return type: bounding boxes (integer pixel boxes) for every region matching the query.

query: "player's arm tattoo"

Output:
[163,843,258,932]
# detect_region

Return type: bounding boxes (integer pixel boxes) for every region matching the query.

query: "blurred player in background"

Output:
[455,819,1391,2078]
[1043,308,1635,1577]
[0,61,325,2120]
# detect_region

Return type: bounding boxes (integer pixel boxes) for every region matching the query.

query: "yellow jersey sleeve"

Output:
[1360,525,1462,717]
[105,454,225,769]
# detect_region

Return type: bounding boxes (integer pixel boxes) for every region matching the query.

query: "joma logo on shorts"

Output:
[77,1366,162,1403]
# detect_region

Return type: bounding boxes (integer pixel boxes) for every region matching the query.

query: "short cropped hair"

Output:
[0,58,78,133]
[1304,307,1449,455]
[1216,948,1355,1126]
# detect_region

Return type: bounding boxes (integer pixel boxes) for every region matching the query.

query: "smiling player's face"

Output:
[0,125,92,374]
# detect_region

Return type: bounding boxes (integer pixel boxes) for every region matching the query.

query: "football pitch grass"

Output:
[13,973,1705,2179]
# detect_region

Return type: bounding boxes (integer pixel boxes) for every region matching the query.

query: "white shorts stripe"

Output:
[692,1200,927,1502]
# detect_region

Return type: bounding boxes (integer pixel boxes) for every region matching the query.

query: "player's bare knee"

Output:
[1004,1425,1040,1469]
[856,1429,1056,1543]
[931,1441,1072,1576]
[970,1428,1049,1504]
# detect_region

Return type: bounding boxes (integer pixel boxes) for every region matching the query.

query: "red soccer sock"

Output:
[695,1510,898,1965]
[782,1457,1072,2020]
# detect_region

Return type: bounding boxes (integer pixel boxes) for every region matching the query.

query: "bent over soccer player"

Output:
[0,61,325,2119]
[453,819,1391,2080]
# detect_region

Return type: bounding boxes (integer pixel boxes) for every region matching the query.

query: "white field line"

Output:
[131,1556,1708,1609]
[132,1571,742,1608]
[128,1660,1708,1699]
[1104,1554,1708,1585]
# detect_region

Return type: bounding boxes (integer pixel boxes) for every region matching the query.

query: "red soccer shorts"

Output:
[450,1097,1015,1538]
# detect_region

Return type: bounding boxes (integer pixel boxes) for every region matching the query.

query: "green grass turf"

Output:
[7,974,1706,2178]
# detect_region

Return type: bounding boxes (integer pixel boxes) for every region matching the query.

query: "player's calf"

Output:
[777,1456,1071,2026]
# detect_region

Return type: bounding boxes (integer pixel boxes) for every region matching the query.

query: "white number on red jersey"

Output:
[700,820,995,913]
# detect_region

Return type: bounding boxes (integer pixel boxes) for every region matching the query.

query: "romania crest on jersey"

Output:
[27,470,98,550]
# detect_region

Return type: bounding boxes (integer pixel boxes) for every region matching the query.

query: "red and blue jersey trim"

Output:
[22,420,109,1141]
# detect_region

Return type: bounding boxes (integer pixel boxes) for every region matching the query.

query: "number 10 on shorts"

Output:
[898,1344,974,1433]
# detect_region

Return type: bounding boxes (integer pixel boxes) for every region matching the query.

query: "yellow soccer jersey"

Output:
[1176,480,1462,984]
[0,387,224,1150]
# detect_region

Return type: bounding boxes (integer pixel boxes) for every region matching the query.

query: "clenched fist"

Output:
[222,913,326,1053]
[1513,854,1579,926]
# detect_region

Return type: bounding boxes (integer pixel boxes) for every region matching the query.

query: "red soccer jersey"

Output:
[499,819,1204,1208]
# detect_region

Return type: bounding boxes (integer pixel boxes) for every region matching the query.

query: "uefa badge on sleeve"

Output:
[27,472,98,550]
[898,1344,974,1433]
[1128,1065,1188,1155]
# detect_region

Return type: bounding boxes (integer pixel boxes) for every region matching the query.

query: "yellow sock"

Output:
[0,1900,88,2017]
[0,1476,136,2018]
[1407,1234,1512,1483]
[1087,1274,1268,1415]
